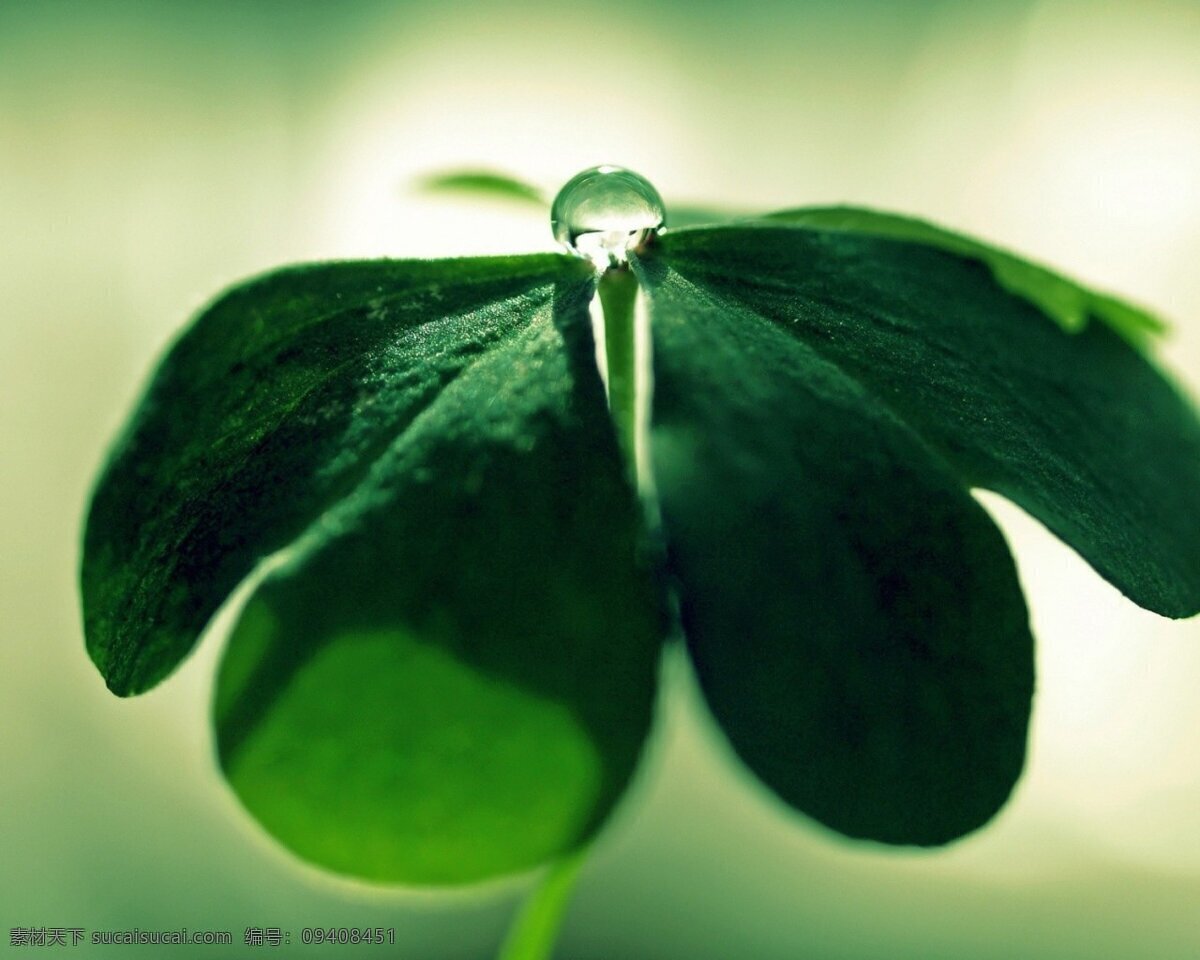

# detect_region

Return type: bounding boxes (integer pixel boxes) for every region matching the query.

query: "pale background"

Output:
[2,0,1199,956]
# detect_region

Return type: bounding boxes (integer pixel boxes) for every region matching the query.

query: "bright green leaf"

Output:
[415,166,739,231]
[213,277,663,883]
[666,204,745,229]
[635,256,1034,845]
[761,205,1166,346]
[655,226,1200,620]
[418,169,547,206]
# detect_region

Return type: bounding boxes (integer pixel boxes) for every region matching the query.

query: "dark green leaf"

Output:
[634,256,1034,845]
[762,206,1166,346]
[213,275,663,883]
[82,254,589,694]
[654,226,1200,619]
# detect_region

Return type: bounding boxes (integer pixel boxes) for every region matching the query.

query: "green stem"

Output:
[597,265,640,480]
[496,851,588,960]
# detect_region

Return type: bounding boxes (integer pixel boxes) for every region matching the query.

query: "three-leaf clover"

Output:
[81,166,1200,942]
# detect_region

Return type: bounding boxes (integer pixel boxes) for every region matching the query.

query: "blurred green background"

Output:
[3,0,1200,956]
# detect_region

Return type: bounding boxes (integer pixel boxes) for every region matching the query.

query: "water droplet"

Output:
[551,165,665,269]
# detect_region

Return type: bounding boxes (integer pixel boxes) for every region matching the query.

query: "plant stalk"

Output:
[496,852,587,960]
[597,264,641,480]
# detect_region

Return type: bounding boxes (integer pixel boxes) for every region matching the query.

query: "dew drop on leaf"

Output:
[551,165,665,269]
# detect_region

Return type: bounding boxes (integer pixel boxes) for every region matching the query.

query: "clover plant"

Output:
[80,166,1200,958]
